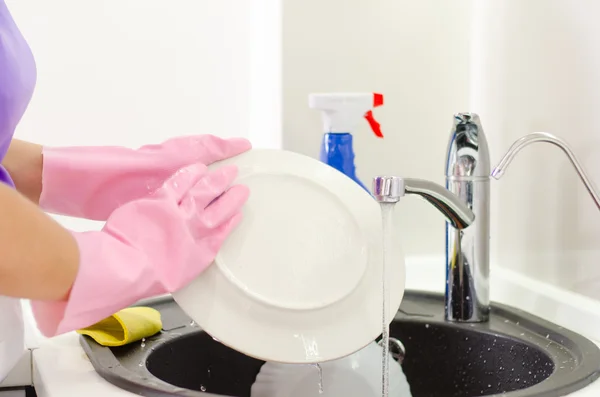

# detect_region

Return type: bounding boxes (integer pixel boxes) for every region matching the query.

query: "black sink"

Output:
[80,292,600,397]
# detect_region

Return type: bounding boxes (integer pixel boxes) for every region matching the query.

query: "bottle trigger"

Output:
[364,110,383,138]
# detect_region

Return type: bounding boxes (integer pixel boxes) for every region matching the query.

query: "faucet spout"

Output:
[403,178,475,229]
[491,132,600,210]
[372,176,475,229]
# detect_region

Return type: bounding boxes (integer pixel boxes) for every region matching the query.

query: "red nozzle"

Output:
[373,93,384,108]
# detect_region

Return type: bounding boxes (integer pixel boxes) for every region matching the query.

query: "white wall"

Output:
[6,0,282,231]
[471,0,600,299]
[282,0,473,257]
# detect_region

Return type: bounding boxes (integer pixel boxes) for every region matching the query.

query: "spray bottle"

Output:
[309,93,384,192]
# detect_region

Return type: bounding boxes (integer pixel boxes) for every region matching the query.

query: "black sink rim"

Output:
[80,327,202,397]
[78,291,600,397]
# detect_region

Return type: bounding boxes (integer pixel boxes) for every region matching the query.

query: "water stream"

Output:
[380,203,395,397]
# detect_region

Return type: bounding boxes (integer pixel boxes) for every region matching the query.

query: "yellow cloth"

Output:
[77,307,162,347]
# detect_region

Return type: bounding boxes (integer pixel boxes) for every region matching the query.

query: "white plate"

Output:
[172,149,405,363]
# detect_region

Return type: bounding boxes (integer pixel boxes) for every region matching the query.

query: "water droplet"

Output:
[140,338,146,348]
[425,324,430,328]
[200,385,206,392]
[190,320,196,326]
[466,296,470,301]
[138,361,144,367]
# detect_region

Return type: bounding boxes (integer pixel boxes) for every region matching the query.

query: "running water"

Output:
[380,204,394,397]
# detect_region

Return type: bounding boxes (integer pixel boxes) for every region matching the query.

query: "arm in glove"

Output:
[37,135,251,220]
[31,163,249,337]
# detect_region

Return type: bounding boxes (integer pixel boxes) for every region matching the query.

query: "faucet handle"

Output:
[372,176,475,230]
[492,132,600,210]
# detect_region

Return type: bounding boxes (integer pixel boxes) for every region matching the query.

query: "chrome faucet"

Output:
[375,127,600,326]
[445,113,491,323]
[375,114,492,324]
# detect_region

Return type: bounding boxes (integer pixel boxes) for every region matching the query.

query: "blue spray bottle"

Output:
[309,93,384,192]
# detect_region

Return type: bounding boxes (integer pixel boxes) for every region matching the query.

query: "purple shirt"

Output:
[0,1,36,187]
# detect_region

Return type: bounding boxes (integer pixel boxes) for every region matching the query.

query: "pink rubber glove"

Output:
[39,135,251,220]
[31,163,249,337]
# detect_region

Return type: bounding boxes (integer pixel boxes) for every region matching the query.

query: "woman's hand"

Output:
[36,134,251,220]
[31,162,249,337]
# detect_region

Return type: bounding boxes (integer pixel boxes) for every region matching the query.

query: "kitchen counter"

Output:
[0,300,40,390]
[27,257,600,396]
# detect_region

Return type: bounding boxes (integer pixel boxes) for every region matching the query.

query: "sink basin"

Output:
[80,292,600,397]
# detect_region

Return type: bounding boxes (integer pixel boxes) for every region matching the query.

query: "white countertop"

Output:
[20,257,600,396]
[0,300,40,389]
